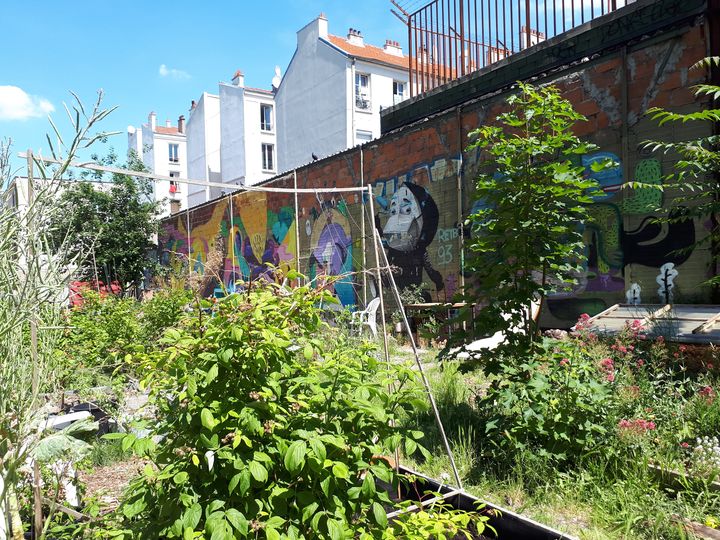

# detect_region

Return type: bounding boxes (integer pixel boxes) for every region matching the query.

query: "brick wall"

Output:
[160,15,713,326]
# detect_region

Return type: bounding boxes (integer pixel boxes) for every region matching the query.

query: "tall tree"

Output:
[50,151,159,292]
[461,82,602,358]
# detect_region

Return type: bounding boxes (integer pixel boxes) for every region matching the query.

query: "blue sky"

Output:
[1,0,407,173]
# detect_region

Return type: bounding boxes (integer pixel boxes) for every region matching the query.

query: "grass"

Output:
[395,351,720,540]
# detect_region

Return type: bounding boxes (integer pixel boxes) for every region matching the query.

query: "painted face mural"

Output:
[384,185,424,252]
[376,182,444,300]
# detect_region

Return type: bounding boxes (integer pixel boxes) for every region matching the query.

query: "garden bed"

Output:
[394,466,576,540]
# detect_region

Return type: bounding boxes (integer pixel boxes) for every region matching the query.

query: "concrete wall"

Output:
[219,83,247,187]
[242,89,277,185]
[160,4,714,326]
[276,18,349,172]
[187,92,221,208]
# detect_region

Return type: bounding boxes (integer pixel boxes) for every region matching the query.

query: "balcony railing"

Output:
[393,0,634,97]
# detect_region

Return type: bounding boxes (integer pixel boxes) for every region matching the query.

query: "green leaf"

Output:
[206,363,219,384]
[284,440,307,473]
[332,462,349,480]
[309,439,327,461]
[266,527,280,540]
[201,408,217,431]
[249,461,268,483]
[303,343,313,360]
[173,471,189,485]
[361,472,375,498]
[372,502,388,528]
[225,509,248,535]
[183,503,202,530]
[327,518,343,540]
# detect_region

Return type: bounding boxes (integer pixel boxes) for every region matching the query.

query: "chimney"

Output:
[317,13,328,38]
[178,115,185,134]
[232,69,245,87]
[165,119,171,128]
[190,100,197,111]
[347,28,364,46]
[148,111,156,131]
[384,39,403,56]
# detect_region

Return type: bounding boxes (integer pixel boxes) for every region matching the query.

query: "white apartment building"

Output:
[275,14,409,172]
[186,92,221,208]
[128,112,187,216]
[184,71,278,208]
[219,71,278,187]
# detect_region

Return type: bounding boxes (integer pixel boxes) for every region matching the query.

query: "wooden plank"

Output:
[672,516,720,540]
[573,303,620,329]
[641,304,672,325]
[693,309,720,334]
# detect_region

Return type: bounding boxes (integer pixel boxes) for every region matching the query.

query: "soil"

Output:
[79,456,147,512]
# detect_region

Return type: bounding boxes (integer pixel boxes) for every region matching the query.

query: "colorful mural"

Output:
[544,152,699,324]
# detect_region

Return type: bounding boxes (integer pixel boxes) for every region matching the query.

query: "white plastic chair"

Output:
[351,297,381,338]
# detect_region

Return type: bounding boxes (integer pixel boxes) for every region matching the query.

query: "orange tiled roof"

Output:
[154,125,181,135]
[327,35,408,70]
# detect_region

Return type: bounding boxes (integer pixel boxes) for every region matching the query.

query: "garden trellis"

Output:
[20,150,464,491]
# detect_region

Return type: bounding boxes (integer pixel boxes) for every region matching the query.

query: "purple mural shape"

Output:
[312,222,351,275]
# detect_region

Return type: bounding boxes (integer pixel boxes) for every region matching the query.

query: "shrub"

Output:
[111,278,431,539]
[477,339,613,465]
[139,287,193,342]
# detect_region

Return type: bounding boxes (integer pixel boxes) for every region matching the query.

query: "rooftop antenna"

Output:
[271,66,282,90]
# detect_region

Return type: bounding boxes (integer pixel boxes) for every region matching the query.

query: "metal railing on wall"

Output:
[391,0,632,97]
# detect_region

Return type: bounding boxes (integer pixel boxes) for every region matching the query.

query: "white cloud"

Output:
[158,64,190,80]
[0,86,54,121]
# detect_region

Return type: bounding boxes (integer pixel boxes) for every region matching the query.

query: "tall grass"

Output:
[0,93,116,538]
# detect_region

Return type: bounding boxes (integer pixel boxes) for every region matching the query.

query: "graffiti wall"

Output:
[160,16,713,325]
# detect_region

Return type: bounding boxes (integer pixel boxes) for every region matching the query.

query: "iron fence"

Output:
[394,0,633,96]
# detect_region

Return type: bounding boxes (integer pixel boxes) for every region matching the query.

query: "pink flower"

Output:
[656,336,665,345]
[681,442,690,448]
[559,358,570,367]
[636,359,645,367]
[699,385,716,403]
[600,357,614,369]
[707,363,714,370]
[618,418,656,435]
[606,372,615,382]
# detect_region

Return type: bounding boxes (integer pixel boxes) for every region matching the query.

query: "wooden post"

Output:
[360,148,367,307]
[293,170,301,281]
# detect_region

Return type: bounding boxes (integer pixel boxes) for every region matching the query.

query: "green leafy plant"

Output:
[478,339,613,465]
[462,82,603,355]
[110,277,430,539]
[383,499,491,539]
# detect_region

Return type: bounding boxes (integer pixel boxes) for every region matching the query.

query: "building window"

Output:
[169,171,180,194]
[355,73,371,110]
[262,143,275,171]
[393,81,405,105]
[355,130,373,144]
[168,143,179,163]
[260,104,273,131]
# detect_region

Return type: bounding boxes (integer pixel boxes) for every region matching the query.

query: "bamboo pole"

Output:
[366,185,463,489]
[27,150,43,540]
